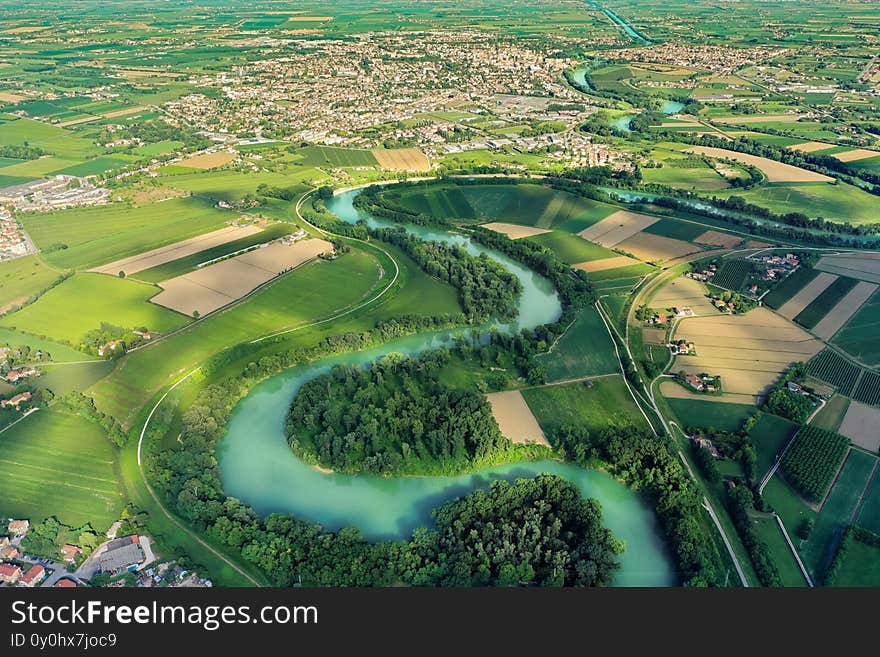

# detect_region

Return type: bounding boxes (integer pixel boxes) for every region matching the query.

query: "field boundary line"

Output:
[774,513,814,587]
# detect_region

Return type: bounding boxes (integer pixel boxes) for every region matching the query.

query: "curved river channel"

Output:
[218,190,677,586]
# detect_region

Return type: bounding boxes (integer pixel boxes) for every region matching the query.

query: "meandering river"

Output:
[217,189,677,586]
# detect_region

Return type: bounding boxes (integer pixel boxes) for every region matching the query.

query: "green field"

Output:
[749,413,798,480]
[716,181,880,225]
[165,169,316,203]
[856,470,880,535]
[536,306,619,382]
[799,449,877,579]
[794,276,857,329]
[665,398,755,433]
[51,156,132,177]
[0,255,63,311]
[832,289,880,366]
[810,394,850,432]
[641,159,729,191]
[642,218,709,242]
[391,184,477,221]
[295,146,379,168]
[462,184,617,231]
[0,273,188,344]
[0,409,124,530]
[0,327,90,362]
[34,361,115,397]
[586,262,656,282]
[751,516,808,587]
[21,196,233,270]
[763,474,816,538]
[525,231,617,264]
[522,375,649,436]
[830,537,880,586]
[763,266,818,309]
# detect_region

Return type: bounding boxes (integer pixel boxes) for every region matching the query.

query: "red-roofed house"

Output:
[7,519,29,536]
[19,564,45,587]
[60,544,81,563]
[1,391,32,409]
[1,545,19,561]
[0,563,21,584]
[54,578,78,588]
[685,374,705,391]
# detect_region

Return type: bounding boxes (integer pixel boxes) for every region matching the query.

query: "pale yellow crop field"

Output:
[480,222,552,240]
[686,146,833,182]
[371,148,431,172]
[650,276,717,315]
[573,254,640,273]
[694,230,742,249]
[178,152,237,170]
[834,148,880,163]
[577,210,660,247]
[616,232,702,263]
[673,308,822,396]
[486,391,549,447]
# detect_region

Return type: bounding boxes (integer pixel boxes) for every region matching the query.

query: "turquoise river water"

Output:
[217,190,677,586]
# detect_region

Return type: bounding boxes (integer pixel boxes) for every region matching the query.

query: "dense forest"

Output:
[286,351,544,475]
[373,226,521,324]
[424,474,621,586]
[553,424,723,586]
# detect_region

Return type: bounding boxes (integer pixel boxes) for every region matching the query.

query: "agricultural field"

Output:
[20,197,234,270]
[836,401,880,452]
[522,375,650,437]
[793,276,857,330]
[798,449,877,579]
[535,306,619,382]
[775,271,836,320]
[150,239,334,317]
[832,289,880,366]
[810,394,850,433]
[0,409,124,530]
[526,231,617,264]
[856,472,880,535]
[806,349,862,397]
[486,390,549,446]
[714,180,880,225]
[0,273,189,345]
[711,259,753,292]
[0,255,63,313]
[295,146,379,168]
[749,413,798,481]
[672,308,823,398]
[829,537,880,587]
[853,370,880,407]
[781,426,850,503]
[685,147,832,183]
[664,396,755,433]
